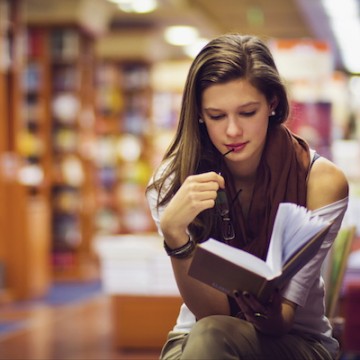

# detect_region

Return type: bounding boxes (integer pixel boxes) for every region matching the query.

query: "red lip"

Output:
[226,142,248,152]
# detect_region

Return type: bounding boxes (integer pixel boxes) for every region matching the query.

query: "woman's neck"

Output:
[225,159,259,185]
[224,142,263,182]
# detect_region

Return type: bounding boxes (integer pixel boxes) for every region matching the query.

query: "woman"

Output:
[146,34,349,359]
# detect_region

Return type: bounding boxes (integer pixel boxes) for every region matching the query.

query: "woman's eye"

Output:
[241,110,256,117]
[209,114,224,120]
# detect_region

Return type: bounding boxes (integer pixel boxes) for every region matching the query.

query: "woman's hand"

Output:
[234,289,296,336]
[159,172,230,318]
[160,171,224,246]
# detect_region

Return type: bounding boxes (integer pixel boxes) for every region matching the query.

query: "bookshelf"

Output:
[5,23,98,284]
[94,61,155,235]
[45,26,97,279]
[0,0,52,301]
[0,0,11,301]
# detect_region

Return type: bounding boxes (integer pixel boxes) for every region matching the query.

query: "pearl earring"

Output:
[271,110,276,116]
[199,118,204,123]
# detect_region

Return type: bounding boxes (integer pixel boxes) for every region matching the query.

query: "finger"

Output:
[182,189,218,212]
[267,289,282,312]
[242,291,268,313]
[186,181,220,193]
[233,291,254,318]
[234,291,269,321]
[272,288,282,303]
[188,172,225,188]
[192,190,219,202]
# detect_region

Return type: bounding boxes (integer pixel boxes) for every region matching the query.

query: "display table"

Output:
[94,233,182,349]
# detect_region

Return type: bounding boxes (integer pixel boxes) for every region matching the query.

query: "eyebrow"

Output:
[203,101,260,111]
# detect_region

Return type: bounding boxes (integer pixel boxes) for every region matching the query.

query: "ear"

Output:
[269,97,279,114]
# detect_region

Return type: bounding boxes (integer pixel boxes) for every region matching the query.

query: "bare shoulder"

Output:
[307,156,349,210]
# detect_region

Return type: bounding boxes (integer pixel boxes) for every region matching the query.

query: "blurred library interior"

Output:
[0,0,360,359]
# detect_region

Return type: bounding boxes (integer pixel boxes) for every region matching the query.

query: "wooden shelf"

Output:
[41,25,97,280]
[0,0,52,301]
[94,61,156,235]
[0,10,101,298]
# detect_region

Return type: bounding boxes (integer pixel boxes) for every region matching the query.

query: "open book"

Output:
[188,203,332,303]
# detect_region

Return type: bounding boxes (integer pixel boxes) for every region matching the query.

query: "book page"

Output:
[265,204,286,275]
[266,203,330,272]
[199,239,275,278]
[281,205,328,263]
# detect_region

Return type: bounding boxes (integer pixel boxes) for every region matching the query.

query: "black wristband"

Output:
[164,236,195,259]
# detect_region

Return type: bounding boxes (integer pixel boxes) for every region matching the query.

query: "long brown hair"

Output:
[147,34,290,242]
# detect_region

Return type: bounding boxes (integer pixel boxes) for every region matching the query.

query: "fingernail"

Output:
[243,291,250,298]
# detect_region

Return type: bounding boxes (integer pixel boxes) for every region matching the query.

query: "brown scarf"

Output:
[221,124,311,260]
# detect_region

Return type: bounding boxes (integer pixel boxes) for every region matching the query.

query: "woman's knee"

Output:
[189,316,242,340]
[181,315,256,359]
[190,315,255,339]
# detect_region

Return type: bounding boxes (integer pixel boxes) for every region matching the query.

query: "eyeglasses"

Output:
[216,189,235,242]
[216,148,235,243]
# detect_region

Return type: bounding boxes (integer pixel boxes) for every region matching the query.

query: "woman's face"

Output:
[201,78,274,171]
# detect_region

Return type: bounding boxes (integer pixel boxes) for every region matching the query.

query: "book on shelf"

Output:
[188,203,332,303]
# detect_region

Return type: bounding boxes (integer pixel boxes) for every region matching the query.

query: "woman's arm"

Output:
[306,156,349,211]
[147,171,231,319]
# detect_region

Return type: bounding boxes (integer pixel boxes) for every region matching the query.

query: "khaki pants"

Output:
[160,315,334,360]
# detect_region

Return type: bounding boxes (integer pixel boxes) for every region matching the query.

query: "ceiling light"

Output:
[322,0,357,17]
[108,0,158,14]
[130,0,157,13]
[331,19,360,73]
[321,0,360,73]
[164,26,199,46]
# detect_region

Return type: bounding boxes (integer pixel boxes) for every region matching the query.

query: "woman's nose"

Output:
[225,117,242,137]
